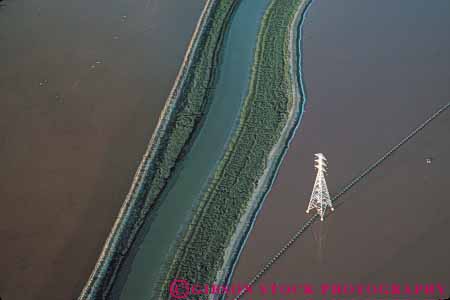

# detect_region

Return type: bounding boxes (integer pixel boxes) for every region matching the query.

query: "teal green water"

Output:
[115,0,272,299]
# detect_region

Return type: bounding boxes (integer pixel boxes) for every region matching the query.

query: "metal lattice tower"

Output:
[306,153,334,221]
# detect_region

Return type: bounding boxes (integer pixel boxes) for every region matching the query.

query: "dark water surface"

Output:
[230,0,450,299]
[0,0,205,299]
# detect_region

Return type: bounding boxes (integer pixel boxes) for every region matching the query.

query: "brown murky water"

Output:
[229,0,450,299]
[0,0,205,299]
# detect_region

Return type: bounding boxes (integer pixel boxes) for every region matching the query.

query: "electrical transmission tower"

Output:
[306,153,334,221]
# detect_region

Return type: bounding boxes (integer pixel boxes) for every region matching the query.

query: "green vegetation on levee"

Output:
[83,0,240,297]
[160,0,307,297]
